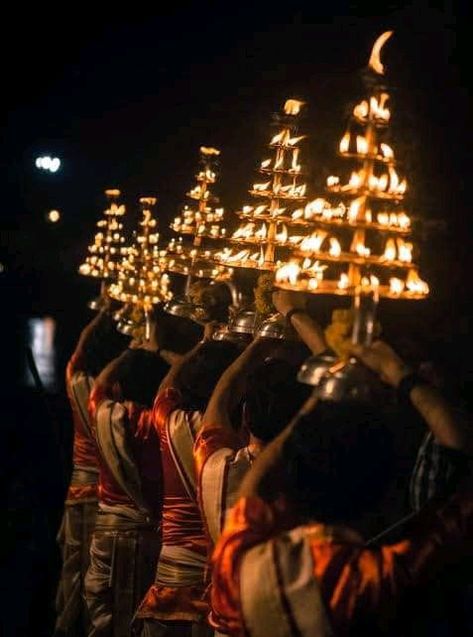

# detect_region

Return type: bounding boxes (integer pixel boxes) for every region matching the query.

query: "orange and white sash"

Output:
[70,371,94,438]
[240,527,333,637]
[201,447,253,543]
[95,400,150,515]
[166,409,202,500]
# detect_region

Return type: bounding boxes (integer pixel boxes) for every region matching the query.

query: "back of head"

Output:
[174,340,241,412]
[118,350,170,407]
[245,358,311,443]
[282,401,393,525]
[154,307,203,354]
[82,314,128,377]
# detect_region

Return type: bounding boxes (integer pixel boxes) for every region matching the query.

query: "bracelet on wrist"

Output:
[396,371,428,405]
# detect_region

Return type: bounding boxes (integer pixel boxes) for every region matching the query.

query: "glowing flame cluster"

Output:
[108,199,172,308]
[214,98,308,271]
[166,146,231,278]
[353,94,391,124]
[79,191,128,279]
[271,33,429,301]
[171,205,226,238]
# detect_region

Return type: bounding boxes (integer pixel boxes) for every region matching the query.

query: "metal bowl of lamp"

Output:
[212,323,253,345]
[228,308,258,335]
[254,313,287,339]
[115,305,147,337]
[298,354,383,402]
[163,297,197,319]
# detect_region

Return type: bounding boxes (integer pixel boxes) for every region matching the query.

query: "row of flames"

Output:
[251,180,307,198]
[260,148,302,173]
[327,167,407,196]
[171,205,226,237]
[230,221,414,263]
[339,134,395,160]
[353,94,391,124]
[239,198,411,230]
[275,261,429,296]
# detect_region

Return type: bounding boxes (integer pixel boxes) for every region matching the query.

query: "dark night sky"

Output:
[2,1,472,364]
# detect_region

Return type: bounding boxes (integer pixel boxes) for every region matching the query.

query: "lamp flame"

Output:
[275,261,301,285]
[353,100,369,120]
[329,238,342,257]
[397,239,413,262]
[300,231,327,253]
[356,136,369,155]
[339,132,350,154]
[380,143,394,159]
[390,278,405,295]
[338,273,350,290]
[276,224,288,243]
[368,30,393,75]
[383,238,397,261]
[406,270,429,295]
[284,99,304,115]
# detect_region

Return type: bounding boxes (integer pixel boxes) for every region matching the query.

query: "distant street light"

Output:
[36,156,61,173]
[47,210,61,223]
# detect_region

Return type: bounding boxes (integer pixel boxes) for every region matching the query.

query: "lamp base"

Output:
[298,354,385,402]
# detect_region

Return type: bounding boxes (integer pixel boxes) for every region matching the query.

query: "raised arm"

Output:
[157,322,215,393]
[202,337,277,433]
[351,340,473,455]
[70,309,116,372]
[272,290,327,355]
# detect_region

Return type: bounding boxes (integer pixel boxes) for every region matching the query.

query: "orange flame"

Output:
[275,261,301,285]
[284,99,304,115]
[368,31,393,75]
[339,132,350,154]
[338,273,350,289]
[356,136,369,155]
[276,224,288,243]
[406,270,429,295]
[329,238,342,257]
[397,239,413,262]
[389,278,405,295]
[353,100,369,120]
[300,231,327,253]
[380,143,394,159]
[383,238,397,261]
[327,175,340,188]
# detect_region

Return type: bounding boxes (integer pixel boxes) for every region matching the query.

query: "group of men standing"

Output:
[54,292,473,637]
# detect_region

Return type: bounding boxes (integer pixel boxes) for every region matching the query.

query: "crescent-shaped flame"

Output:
[368,30,393,75]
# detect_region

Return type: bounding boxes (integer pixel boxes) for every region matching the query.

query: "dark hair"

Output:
[174,341,240,412]
[118,350,169,407]
[154,308,203,354]
[245,359,311,443]
[282,402,393,525]
[82,315,128,377]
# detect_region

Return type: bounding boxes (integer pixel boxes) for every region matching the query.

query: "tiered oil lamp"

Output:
[79,189,128,310]
[164,146,234,321]
[276,31,429,400]
[212,98,309,339]
[108,197,171,338]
